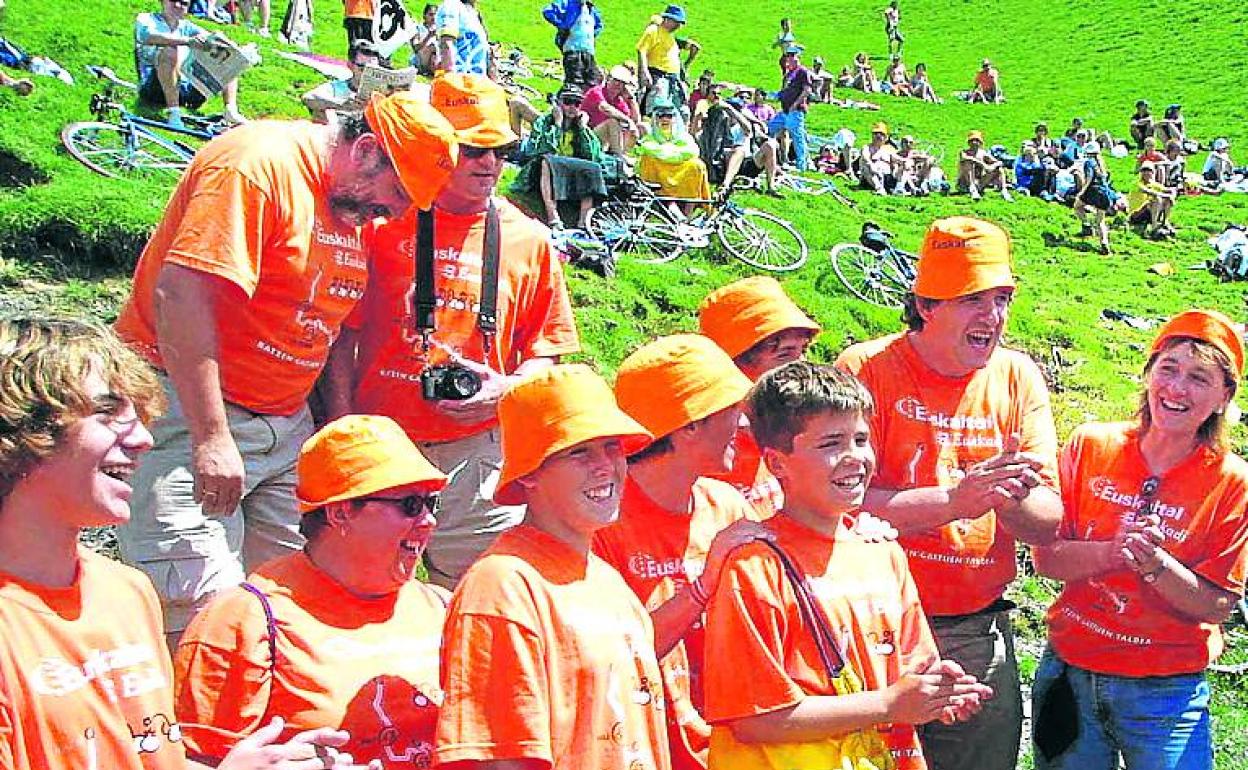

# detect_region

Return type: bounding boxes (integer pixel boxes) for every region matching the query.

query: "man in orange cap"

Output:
[344,73,580,589]
[113,91,458,646]
[836,216,1062,770]
[594,334,773,770]
[436,364,672,770]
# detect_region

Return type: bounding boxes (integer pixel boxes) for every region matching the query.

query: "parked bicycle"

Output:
[61,65,230,182]
[1211,597,1248,675]
[829,221,917,308]
[585,176,808,272]
[492,45,541,100]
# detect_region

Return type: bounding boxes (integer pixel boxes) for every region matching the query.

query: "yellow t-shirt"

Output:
[636,22,680,74]
[1128,179,1166,214]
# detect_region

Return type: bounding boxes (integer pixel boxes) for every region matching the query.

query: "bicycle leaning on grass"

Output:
[60,65,230,183]
[829,221,917,308]
[585,175,809,272]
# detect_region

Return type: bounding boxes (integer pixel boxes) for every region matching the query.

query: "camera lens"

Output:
[449,369,483,399]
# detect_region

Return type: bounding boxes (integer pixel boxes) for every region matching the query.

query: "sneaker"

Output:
[257,27,271,38]
[970,188,982,201]
[1001,189,1013,202]
[166,107,187,130]
[1079,224,1094,237]
[223,108,248,126]
[762,188,785,199]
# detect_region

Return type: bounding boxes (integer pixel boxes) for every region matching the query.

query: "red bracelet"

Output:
[688,575,710,606]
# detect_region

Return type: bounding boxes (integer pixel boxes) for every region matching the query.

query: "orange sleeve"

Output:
[0,691,13,769]
[1013,358,1060,489]
[165,166,275,298]
[702,546,805,724]
[436,612,553,764]
[1055,431,1086,539]
[173,589,273,760]
[1191,466,1248,593]
[513,241,580,362]
[894,547,939,672]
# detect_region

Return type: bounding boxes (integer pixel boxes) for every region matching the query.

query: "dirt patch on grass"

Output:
[0,148,49,189]
[0,217,147,267]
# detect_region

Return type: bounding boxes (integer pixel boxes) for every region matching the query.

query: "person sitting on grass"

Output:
[635,97,711,216]
[1202,138,1242,188]
[134,0,247,128]
[709,92,784,198]
[745,87,777,125]
[1158,138,1187,191]
[882,54,911,96]
[1135,135,1166,171]
[1013,141,1053,198]
[300,39,380,123]
[858,121,898,195]
[701,360,993,770]
[1074,141,1125,255]
[1031,121,1056,155]
[581,64,644,157]
[810,56,835,103]
[1154,103,1186,147]
[968,58,1003,103]
[957,130,1012,201]
[1126,161,1176,240]
[909,61,939,102]
[512,83,609,231]
[851,51,880,93]
[409,3,439,75]
[1128,99,1154,149]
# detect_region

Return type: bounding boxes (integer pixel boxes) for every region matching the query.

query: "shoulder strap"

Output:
[758,540,846,680]
[412,208,437,349]
[238,581,279,675]
[477,200,501,352]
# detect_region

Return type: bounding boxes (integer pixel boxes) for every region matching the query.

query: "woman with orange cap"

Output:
[173,414,450,769]
[1031,309,1248,770]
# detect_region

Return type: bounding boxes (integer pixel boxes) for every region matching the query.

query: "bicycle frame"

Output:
[90,85,222,145]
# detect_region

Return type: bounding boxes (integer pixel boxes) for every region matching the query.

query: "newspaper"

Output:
[184,36,261,98]
[357,65,418,101]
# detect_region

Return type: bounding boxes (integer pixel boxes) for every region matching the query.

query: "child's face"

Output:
[769,410,875,517]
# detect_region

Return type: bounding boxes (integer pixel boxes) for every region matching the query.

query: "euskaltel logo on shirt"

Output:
[1088,476,1188,525]
[893,396,995,431]
[627,552,687,581]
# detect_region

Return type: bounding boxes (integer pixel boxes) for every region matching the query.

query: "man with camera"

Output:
[346,73,580,589]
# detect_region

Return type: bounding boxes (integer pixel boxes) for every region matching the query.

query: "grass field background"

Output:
[2,0,1247,765]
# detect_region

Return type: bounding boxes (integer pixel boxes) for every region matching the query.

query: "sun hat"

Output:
[296,415,447,512]
[1084,140,1101,155]
[872,121,889,134]
[1213,138,1230,151]
[967,130,984,142]
[494,365,651,505]
[660,4,687,23]
[913,217,1015,300]
[783,43,804,55]
[608,64,637,87]
[363,92,459,210]
[699,277,820,359]
[1150,309,1244,381]
[615,334,753,440]
[1138,161,1156,172]
[429,72,518,148]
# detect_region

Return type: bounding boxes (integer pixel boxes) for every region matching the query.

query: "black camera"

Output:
[420,364,483,401]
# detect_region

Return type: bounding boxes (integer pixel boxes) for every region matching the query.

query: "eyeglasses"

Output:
[461,143,517,160]
[356,493,439,518]
[560,97,583,106]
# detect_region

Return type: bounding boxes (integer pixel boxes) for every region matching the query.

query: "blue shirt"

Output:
[563,3,597,53]
[134,12,205,81]
[436,0,488,75]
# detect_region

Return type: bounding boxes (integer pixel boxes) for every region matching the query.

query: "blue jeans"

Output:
[782,108,808,171]
[1032,647,1212,770]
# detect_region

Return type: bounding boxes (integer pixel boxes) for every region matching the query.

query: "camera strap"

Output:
[412,200,502,353]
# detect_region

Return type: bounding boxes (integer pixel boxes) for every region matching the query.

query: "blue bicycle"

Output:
[60,65,230,182]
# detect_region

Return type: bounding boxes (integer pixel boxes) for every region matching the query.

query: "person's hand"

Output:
[11,78,34,96]
[218,717,381,770]
[700,519,774,595]
[192,430,245,516]
[948,435,1045,517]
[427,343,512,425]
[851,511,898,542]
[1119,513,1166,574]
[885,659,992,726]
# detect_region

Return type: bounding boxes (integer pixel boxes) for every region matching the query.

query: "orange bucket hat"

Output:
[364,91,459,210]
[698,276,821,359]
[615,334,753,440]
[296,414,447,512]
[1150,309,1244,382]
[495,365,652,505]
[429,73,519,148]
[913,216,1015,300]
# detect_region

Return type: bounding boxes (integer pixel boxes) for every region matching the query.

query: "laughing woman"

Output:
[1031,309,1248,770]
[174,415,450,769]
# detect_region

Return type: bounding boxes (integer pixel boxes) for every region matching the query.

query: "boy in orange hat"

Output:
[114,91,458,646]
[836,216,1061,770]
[703,361,992,770]
[436,364,670,769]
[594,334,773,770]
[344,73,580,589]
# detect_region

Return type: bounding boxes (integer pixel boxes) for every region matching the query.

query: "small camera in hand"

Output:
[420,364,483,401]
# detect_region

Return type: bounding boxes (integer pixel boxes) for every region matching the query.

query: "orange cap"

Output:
[698,276,821,358]
[913,216,1015,300]
[296,415,447,512]
[495,365,652,505]
[1150,309,1244,381]
[429,73,519,148]
[614,334,753,439]
[363,91,459,210]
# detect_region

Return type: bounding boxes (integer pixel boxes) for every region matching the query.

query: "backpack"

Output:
[0,37,30,69]
[1209,225,1248,281]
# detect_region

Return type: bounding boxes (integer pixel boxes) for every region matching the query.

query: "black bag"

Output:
[1033,661,1080,761]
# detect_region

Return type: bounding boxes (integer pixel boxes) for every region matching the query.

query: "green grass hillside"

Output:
[2,0,1247,764]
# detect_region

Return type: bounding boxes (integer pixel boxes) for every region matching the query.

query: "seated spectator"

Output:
[882,54,911,96]
[1057,128,1089,169]
[895,134,938,195]
[687,68,716,118]
[409,3,439,75]
[836,64,854,88]
[1203,137,1240,186]
[0,67,33,95]
[636,98,711,215]
[300,39,379,123]
[957,129,1012,200]
[135,0,246,127]
[968,58,1002,103]
[512,84,610,230]
[1127,162,1176,239]
[1129,99,1153,149]
[809,56,835,102]
[582,64,643,156]
[857,121,898,195]
[1031,121,1056,155]
[174,415,450,766]
[1154,103,1186,147]
[1013,141,1052,197]
[910,61,939,102]
[814,143,846,175]
[1074,141,1124,254]
[705,92,782,196]
[1158,138,1187,190]
[851,51,879,92]
[745,87,777,125]
[1135,135,1165,170]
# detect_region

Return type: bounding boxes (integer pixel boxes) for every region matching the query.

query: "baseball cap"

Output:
[363,92,459,210]
[913,217,1015,300]
[430,72,519,148]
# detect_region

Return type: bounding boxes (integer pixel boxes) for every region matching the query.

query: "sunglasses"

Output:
[356,493,439,518]
[461,143,517,160]
[560,97,584,106]
[654,111,676,119]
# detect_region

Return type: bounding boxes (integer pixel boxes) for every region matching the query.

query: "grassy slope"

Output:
[2,0,1247,763]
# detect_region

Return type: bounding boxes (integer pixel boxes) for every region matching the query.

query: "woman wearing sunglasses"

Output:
[635,96,711,216]
[1032,309,1248,770]
[174,414,450,769]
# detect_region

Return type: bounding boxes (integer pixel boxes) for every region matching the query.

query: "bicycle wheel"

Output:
[717,209,808,272]
[1211,598,1248,674]
[61,121,190,182]
[503,79,542,100]
[830,243,909,308]
[586,201,687,265]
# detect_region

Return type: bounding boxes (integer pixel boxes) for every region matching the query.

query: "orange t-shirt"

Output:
[173,552,445,767]
[1045,422,1248,677]
[437,524,672,770]
[0,548,185,770]
[349,200,580,442]
[702,513,938,770]
[115,121,368,416]
[836,333,1059,616]
[344,0,376,20]
[593,476,761,770]
[708,422,783,518]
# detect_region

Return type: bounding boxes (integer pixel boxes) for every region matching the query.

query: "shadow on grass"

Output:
[1041,230,1104,255]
